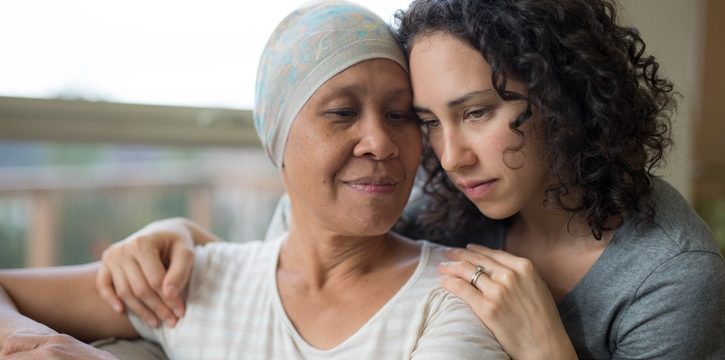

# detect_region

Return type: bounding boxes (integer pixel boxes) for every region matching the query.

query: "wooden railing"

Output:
[0,160,284,267]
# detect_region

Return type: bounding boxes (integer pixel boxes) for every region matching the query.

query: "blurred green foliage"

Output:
[0,203,26,268]
[57,189,188,265]
[696,198,725,255]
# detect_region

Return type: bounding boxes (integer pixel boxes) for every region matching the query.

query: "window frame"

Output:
[0,96,258,147]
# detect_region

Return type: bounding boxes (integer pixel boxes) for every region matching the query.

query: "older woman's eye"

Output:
[327,109,358,118]
[386,111,414,123]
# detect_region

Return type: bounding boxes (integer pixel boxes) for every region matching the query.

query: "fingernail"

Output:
[112,302,123,313]
[439,261,451,267]
[148,318,159,328]
[172,306,184,318]
[164,318,177,328]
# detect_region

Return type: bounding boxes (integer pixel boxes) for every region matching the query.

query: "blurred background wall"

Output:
[620,0,725,248]
[0,0,723,268]
[619,0,702,200]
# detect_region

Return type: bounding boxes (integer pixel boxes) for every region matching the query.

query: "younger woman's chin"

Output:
[472,203,517,221]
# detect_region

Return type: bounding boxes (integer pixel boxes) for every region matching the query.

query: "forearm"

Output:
[0,263,138,342]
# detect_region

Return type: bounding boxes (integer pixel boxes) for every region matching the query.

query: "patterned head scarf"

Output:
[254,0,408,168]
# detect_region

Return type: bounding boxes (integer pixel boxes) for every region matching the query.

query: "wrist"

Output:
[518,327,576,360]
[183,218,220,245]
[548,332,577,360]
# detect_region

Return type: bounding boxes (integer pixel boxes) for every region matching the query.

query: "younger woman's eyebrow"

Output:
[447,89,496,107]
[413,89,497,113]
[412,105,432,114]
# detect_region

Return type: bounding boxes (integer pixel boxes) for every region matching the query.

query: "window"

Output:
[0,0,411,108]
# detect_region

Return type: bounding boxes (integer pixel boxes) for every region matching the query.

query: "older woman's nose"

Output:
[353,114,399,160]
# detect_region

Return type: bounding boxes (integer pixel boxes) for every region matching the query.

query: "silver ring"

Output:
[470,265,485,287]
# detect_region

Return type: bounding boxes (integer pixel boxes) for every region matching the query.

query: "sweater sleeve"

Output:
[613,250,725,359]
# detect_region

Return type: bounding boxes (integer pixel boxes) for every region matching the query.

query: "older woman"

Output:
[0,1,507,359]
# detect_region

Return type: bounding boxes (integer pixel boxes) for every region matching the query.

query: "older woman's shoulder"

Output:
[189,238,282,289]
[197,237,281,264]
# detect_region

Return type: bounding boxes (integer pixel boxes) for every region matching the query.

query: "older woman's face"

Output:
[282,59,421,237]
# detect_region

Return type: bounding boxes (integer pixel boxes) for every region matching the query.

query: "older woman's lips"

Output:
[345,177,397,194]
[457,179,497,199]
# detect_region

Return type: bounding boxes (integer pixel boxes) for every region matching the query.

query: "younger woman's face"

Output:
[409,32,550,219]
[282,59,421,237]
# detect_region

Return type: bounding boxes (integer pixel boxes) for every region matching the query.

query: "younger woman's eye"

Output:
[419,118,441,130]
[464,107,490,120]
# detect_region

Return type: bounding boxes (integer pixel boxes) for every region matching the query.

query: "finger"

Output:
[439,275,492,318]
[1,341,27,355]
[95,265,124,314]
[465,244,523,266]
[162,245,195,318]
[439,261,508,312]
[438,259,482,286]
[124,258,177,327]
[107,261,161,328]
[462,245,540,286]
[438,260,505,303]
[134,245,166,291]
[444,248,506,277]
[0,351,36,359]
[134,247,181,323]
[1,332,46,355]
[2,353,26,359]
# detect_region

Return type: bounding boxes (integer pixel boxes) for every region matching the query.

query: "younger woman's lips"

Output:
[457,179,497,199]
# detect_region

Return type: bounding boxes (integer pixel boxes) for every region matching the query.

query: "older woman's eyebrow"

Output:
[319,84,411,104]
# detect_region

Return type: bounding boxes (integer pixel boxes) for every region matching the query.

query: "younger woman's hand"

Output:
[96,218,217,328]
[438,244,576,360]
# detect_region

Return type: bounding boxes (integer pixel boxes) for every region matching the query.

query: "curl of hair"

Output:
[395,0,675,240]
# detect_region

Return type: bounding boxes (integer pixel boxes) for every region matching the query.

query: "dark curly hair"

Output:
[394,0,675,240]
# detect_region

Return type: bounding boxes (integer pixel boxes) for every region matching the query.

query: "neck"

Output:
[512,188,602,247]
[279,222,398,290]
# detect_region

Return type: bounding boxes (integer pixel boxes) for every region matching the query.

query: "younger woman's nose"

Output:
[438,128,477,172]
